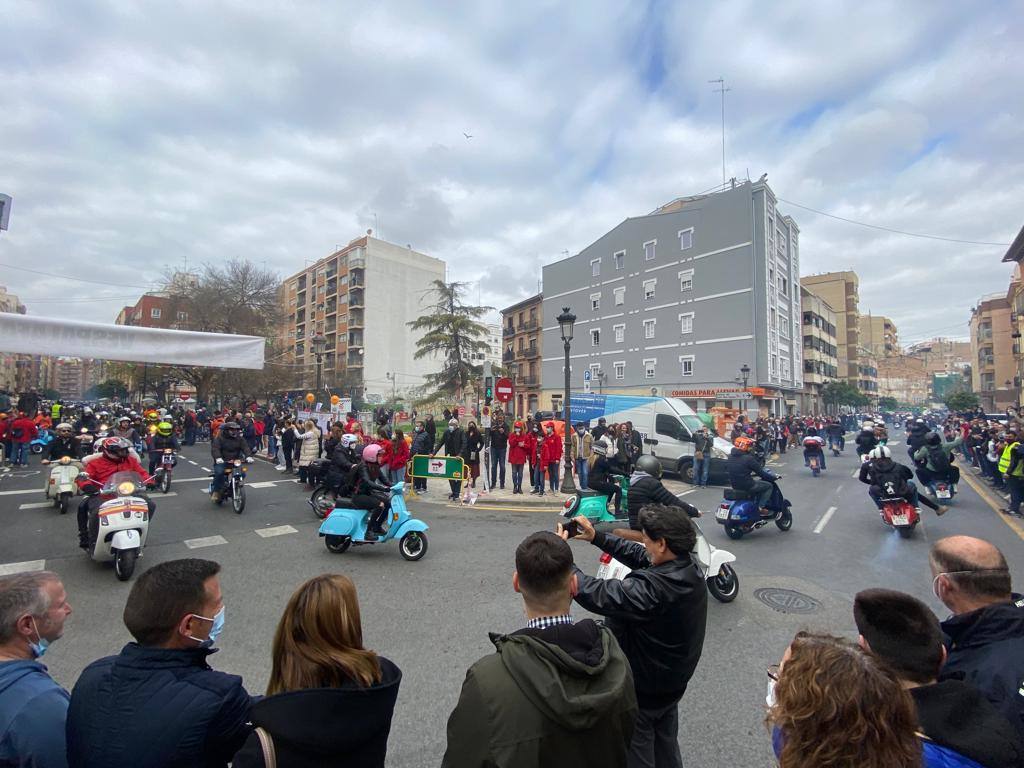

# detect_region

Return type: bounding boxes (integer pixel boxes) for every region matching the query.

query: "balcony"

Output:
[348,332,364,348]
[523,346,540,359]
[980,355,995,368]
[503,325,516,337]
[515,375,539,387]
[346,352,364,367]
[502,350,516,362]
[349,256,366,270]
[349,289,365,308]
[518,318,539,332]
[348,310,364,328]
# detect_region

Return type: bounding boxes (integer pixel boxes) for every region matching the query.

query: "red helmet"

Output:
[733,436,754,452]
[100,436,132,461]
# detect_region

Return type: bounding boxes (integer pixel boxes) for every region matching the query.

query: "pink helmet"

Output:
[362,444,382,464]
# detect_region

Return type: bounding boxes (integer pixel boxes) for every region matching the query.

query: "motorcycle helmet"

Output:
[341,433,359,449]
[925,431,942,446]
[83,407,93,415]
[157,421,173,436]
[806,427,818,436]
[56,423,73,435]
[733,436,754,452]
[118,416,131,425]
[636,454,662,479]
[221,421,240,437]
[362,444,382,464]
[868,445,892,460]
[862,420,874,430]
[100,436,131,460]
[592,443,607,456]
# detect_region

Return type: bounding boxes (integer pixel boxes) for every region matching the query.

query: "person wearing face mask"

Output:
[0,571,73,768]
[570,422,593,490]
[410,421,432,494]
[433,419,466,500]
[67,558,254,768]
[507,421,529,494]
[541,422,563,493]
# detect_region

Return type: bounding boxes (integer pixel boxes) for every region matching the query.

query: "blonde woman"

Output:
[293,420,320,486]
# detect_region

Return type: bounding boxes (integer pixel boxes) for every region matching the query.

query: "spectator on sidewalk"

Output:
[294,420,320,486]
[508,421,529,495]
[692,426,713,488]
[232,574,401,768]
[571,422,593,490]
[442,532,637,768]
[8,412,37,467]
[0,571,73,768]
[387,429,409,486]
[463,422,484,490]
[541,422,562,493]
[488,415,509,490]
[410,422,431,494]
[67,558,254,768]
[433,419,466,500]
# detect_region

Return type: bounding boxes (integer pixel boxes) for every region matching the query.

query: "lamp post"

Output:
[311,334,327,395]
[386,372,397,403]
[740,363,751,388]
[557,307,577,494]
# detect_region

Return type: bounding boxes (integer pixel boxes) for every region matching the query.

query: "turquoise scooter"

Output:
[318,481,429,561]
[562,474,630,525]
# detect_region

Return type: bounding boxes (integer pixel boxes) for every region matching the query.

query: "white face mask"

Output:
[765,678,776,708]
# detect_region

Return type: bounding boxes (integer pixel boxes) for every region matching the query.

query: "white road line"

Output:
[18,501,54,510]
[249,481,276,489]
[813,506,838,534]
[677,489,696,496]
[0,488,45,497]
[188,460,198,465]
[170,477,210,484]
[255,524,298,538]
[201,467,211,472]
[0,560,46,575]
[184,535,228,549]
[836,485,844,494]
[851,469,859,478]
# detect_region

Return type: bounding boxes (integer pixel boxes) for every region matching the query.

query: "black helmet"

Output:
[636,454,662,479]
[925,431,942,446]
[806,427,818,436]
[222,421,240,436]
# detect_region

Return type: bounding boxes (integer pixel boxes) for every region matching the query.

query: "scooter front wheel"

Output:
[114,549,138,581]
[775,509,793,531]
[58,493,70,515]
[160,473,171,494]
[706,564,739,603]
[399,531,428,561]
[231,486,246,514]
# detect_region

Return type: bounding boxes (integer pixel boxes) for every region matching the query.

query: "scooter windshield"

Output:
[100,471,145,495]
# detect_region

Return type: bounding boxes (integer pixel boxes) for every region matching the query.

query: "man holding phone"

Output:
[559,506,708,768]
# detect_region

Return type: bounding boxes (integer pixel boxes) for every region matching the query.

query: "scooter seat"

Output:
[331,497,354,508]
[723,489,754,501]
[577,489,603,498]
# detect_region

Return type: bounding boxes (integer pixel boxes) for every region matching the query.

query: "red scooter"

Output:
[878,495,920,539]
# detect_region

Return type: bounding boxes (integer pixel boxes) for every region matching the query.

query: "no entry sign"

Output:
[495,377,514,403]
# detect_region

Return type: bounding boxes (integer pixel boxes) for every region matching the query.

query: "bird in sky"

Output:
[463,132,473,139]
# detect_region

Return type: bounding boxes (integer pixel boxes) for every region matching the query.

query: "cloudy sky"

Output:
[1,1,1021,345]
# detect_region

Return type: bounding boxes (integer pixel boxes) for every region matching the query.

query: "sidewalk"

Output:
[411,481,570,510]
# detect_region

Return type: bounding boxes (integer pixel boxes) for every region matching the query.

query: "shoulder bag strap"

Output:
[255,726,277,768]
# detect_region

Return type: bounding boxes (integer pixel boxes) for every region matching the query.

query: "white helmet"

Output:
[868,445,891,460]
[862,420,874,429]
[340,433,359,448]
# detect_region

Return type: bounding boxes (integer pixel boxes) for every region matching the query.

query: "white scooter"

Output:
[595,518,739,603]
[41,456,81,514]
[78,470,152,581]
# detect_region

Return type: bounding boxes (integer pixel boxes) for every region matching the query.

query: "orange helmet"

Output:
[733,436,754,452]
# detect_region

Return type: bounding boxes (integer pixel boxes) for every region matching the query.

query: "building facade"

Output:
[279,235,445,401]
[500,294,543,417]
[859,314,899,358]
[969,292,1017,410]
[540,180,803,416]
[799,285,838,413]
[801,271,861,385]
[0,285,26,393]
[471,323,503,371]
[906,338,972,375]
[1001,225,1024,407]
[875,355,930,405]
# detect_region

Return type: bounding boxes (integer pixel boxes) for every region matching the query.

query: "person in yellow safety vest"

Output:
[997,430,1024,517]
[50,401,62,421]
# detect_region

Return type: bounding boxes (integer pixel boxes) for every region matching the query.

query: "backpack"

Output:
[928,445,951,475]
[872,462,908,497]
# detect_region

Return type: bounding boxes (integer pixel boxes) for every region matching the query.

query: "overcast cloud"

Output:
[1,0,1021,344]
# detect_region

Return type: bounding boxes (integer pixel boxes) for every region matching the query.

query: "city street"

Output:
[2,429,1023,767]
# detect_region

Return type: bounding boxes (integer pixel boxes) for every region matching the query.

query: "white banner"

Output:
[0,313,265,369]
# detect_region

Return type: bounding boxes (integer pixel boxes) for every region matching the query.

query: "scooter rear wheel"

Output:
[897,525,915,539]
[325,535,351,553]
[160,473,171,494]
[724,525,745,540]
[775,509,793,531]
[310,488,338,520]
[58,494,70,515]
[706,564,739,603]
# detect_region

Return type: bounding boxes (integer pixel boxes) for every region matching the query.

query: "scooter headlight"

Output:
[59,456,71,465]
[117,481,136,496]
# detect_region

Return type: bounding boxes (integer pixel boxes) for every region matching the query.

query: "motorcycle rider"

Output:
[913,431,962,492]
[209,421,253,502]
[113,415,142,451]
[726,435,781,517]
[825,419,845,453]
[147,421,181,476]
[351,444,393,541]
[42,423,79,463]
[73,407,98,434]
[855,420,879,459]
[325,432,360,496]
[802,427,827,471]
[612,454,700,542]
[858,445,947,516]
[75,436,155,550]
[907,417,930,462]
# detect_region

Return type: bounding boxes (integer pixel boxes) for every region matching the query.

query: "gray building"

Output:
[540,179,803,416]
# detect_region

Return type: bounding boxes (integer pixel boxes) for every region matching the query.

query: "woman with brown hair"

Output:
[766,631,921,768]
[232,574,402,767]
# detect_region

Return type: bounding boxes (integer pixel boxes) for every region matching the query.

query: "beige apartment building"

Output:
[278,235,445,402]
[801,272,864,389]
[906,338,972,375]
[859,314,899,358]
[969,292,1017,410]
[876,355,930,405]
[1001,225,1024,407]
[500,294,544,418]
[799,285,839,413]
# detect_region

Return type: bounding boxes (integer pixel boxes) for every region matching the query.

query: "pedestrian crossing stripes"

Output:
[0,559,46,575]
[184,535,228,549]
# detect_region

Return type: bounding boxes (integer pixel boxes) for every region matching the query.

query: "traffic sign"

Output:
[583,370,591,381]
[409,454,468,480]
[494,377,514,403]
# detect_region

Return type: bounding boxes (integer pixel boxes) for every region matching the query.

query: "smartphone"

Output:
[563,519,582,538]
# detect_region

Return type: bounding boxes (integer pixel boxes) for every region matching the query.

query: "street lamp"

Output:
[386,372,397,403]
[740,363,751,388]
[557,307,577,494]
[311,333,327,395]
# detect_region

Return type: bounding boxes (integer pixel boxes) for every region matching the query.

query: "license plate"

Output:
[891,514,909,526]
[596,563,609,579]
[716,506,730,520]
[936,489,951,499]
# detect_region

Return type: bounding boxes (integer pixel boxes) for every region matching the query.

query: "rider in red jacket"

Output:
[77,437,154,550]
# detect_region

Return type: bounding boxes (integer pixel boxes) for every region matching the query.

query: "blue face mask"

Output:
[190,607,225,648]
[29,617,50,659]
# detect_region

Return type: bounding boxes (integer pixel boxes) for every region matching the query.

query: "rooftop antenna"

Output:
[709,77,730,185]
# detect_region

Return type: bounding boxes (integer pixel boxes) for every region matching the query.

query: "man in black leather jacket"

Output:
[563,504,707,768]
[210,422,253,501]
[626,455,700,533]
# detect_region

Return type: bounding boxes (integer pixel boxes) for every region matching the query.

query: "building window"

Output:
[644,240,656,261]
[590,292,601,311]
[614,251,624,270]
[780,276,789,296]
[644,358,657,379]
[591,258,601,277]
[591,328,600,346]
[614,286,625,306]
[679,269,693,292]
[680,355,694,377]
[644,319,656,339]
[678,228,694,250]
[176,311,187,321]
[771,354,778,375]
[150,308,161,319]
[781,358,791,379]
[614,361,625,380]
[614,324,625,343]
[679,312,694,334]
[643,279,656,300]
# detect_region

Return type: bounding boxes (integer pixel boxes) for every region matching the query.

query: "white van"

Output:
[569,394,732,485]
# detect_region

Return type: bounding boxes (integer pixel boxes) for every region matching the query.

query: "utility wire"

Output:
[777,199,1011,247]
[0,261,157,290]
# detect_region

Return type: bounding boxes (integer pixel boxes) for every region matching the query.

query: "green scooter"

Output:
[561,474,629,524]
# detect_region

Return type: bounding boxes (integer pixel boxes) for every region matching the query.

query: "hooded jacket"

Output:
[441,620,637,768]
[232,658,401,768]
[626,471,699,530]
[0,659,70,768]
[726,448,775,490]
[940,595,1024,742]
[858,456,914,495]
[855,429,878,456]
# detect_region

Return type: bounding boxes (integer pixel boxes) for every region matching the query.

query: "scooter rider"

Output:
[726,436,780,517]
[351,444,392,540]
[612,455,700,542]
[913,431,962,491]
[42,423,78,463]
[73,407,98,434]
[325,433,360,495]
[855,420,879,459]
[858,445,947,516]
[210,421,253,502]
[825,419,845,452]
[75,436,156,549]
[147,421,180,476]
[907,417,930,462]
[802,427,827,470]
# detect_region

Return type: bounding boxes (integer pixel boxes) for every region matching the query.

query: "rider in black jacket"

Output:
[726,437,779,515]
[626,455,700,532]
[352,444,393,540]
[210,422,252,501]
[44,424,79,462]
[855,421,879,458]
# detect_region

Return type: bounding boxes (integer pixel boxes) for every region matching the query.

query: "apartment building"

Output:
[1001,224,1024,407]
[500,293,543,417]
[116,294,180,328]
[906,338,972,375]
[801,271,868,394]
[46,358,104,400]
[969,292,1016,410]
[0,285,26,392]
[875,355,930,405]
[540,179,803,416]
[859,314,899,358]
[799,286,838,413]
[470,323,503,371]
[279,235,445,401]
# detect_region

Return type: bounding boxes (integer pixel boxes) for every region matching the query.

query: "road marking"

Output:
[836,485,844,494]
[170,477,210,483]
[18,501,54,510]
[448,503,562,513]
[188,460,198,465]
[851,469,859,478]
[813,506,838,534]
[0,560,46,575]
[201,467,211,472]
[677,489,696,496]
[0,488,47,497]
[255,525,298,538]
[184,535,228,549]
[156,492,178,498]
[959,467,1024,540]
[249,481,276,489]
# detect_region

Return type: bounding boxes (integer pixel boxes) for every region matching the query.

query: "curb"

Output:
[959,469,1024,540]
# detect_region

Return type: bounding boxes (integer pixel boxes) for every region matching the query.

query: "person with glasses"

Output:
[929,536,1023,741]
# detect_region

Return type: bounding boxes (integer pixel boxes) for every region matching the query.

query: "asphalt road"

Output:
[2,431,1022,767]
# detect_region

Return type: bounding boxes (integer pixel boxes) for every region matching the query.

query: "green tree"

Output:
[821,380,869,411]
[407,280,492,400]
[84,379,130,401]
[878,396,898,410]
[944,389,980,412]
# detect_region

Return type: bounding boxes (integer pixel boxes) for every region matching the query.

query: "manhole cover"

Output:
[754,588,821,614]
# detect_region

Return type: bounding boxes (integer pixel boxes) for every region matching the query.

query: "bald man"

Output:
[930,535,1024,740]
